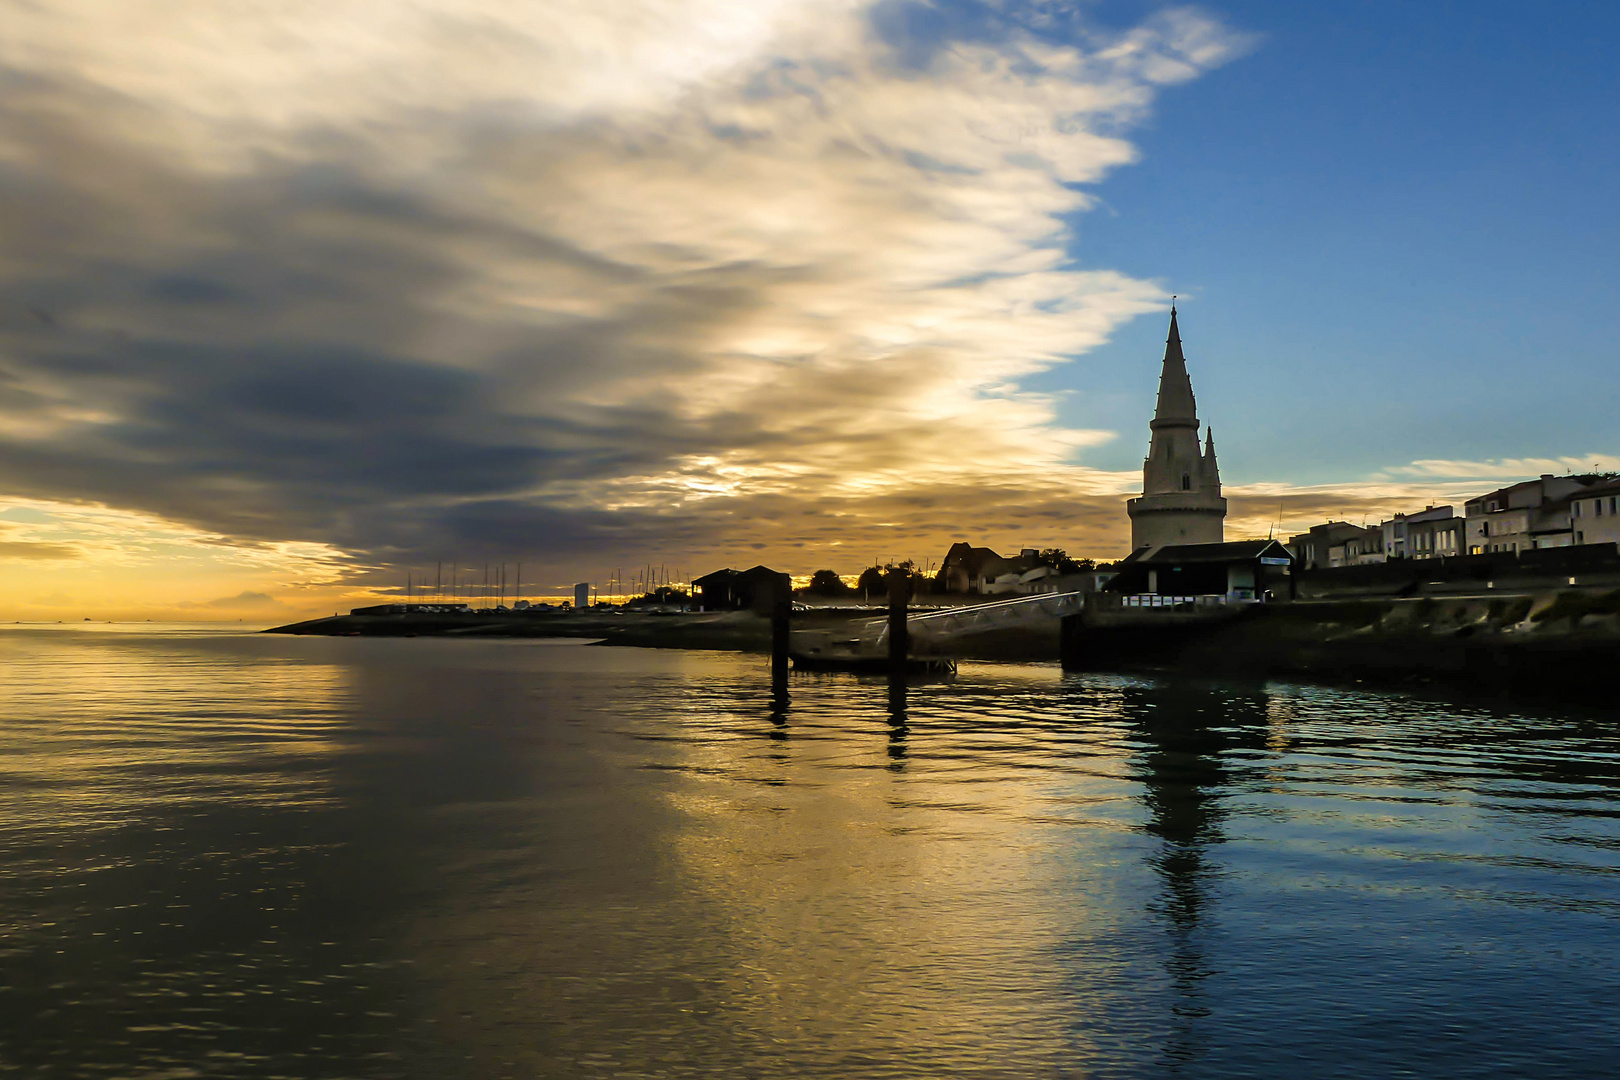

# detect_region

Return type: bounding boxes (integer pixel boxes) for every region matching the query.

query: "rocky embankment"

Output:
[270,589,1620,701]
[1085,590,1620,701]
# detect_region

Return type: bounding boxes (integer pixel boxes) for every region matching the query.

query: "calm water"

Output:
[1,627,1617,1078]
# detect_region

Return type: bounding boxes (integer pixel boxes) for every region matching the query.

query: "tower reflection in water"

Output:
[1119,679,1270,1067]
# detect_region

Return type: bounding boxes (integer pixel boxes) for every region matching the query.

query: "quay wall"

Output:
[1064,590,1620,701]
[1295,543,1620,599]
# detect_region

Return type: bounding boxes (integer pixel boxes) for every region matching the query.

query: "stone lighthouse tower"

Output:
[1125,306,1226,549]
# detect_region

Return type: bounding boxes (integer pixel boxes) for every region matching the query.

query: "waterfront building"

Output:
[693,565,791,612]
[1126,308,1226,550]
[936,542,1115,595]
[1286,521,1370,570]
[936,544,1065,594]
[1465,474,1602,554]
[1336,528,1385,566]
[1106,539,1294,601]
[1382,505,1462,560]
[1569,478,1620,547]
[936,543,1031,594]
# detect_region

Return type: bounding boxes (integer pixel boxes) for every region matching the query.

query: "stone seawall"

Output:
[1064,590,1620,702]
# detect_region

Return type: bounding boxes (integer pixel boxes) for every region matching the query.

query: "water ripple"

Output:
[0,632,1616,1077]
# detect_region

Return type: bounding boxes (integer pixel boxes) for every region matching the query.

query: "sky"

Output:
[0,0,1615,619]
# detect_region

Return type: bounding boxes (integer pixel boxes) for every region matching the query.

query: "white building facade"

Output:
[1383,505,1463,560]
[1465,475,1603,554]
[1570,479,1620,547]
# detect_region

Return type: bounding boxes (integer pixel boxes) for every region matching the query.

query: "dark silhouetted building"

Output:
[694,566,792,612]
[1106,539,1293,601]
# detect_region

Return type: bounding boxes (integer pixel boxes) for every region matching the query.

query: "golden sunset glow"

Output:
[0,1,1610,619]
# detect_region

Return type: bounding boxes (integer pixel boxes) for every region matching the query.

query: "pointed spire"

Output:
[1152,305,1197,425]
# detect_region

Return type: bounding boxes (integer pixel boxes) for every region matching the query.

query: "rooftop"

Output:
[1126,539,1293,565]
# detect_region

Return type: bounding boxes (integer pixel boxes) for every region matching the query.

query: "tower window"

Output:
[1181,473,1191,491]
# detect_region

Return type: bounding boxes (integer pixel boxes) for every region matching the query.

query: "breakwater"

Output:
[265,605,1065,660]
[267,608,780,650]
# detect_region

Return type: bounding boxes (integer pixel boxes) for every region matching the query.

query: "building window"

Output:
[1578,531,1584,544]
[1610,497,1617,515]
[1181,473,1191,490]
[1597,501,1604,517]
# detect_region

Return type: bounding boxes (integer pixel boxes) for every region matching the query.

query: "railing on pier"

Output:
[870,590,1086,647]
[826,589,1261,658]
[1091,592,1259,611]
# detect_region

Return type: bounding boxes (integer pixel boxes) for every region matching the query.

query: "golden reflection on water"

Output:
[387,657,1168,1073]
[5,635,1619,1078]
[583,665,1173,1071]
[0,629,351,833]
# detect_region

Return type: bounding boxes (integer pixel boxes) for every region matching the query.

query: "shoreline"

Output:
[264,606,1066,661]
[265,589,1620,705]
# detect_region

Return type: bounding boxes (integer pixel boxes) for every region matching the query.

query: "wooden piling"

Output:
[1059,611,1085,672]
[885,569,912,674]
[771,597,791,682]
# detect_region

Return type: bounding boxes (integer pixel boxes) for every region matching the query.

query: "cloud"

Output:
[1380,455,1620,482]
[0,541,82,560]
[0,0,1253,580]
[0,498,353,573]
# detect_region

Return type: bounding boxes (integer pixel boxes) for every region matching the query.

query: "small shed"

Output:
[1106,540,1294,601]
[693,565,792,612]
